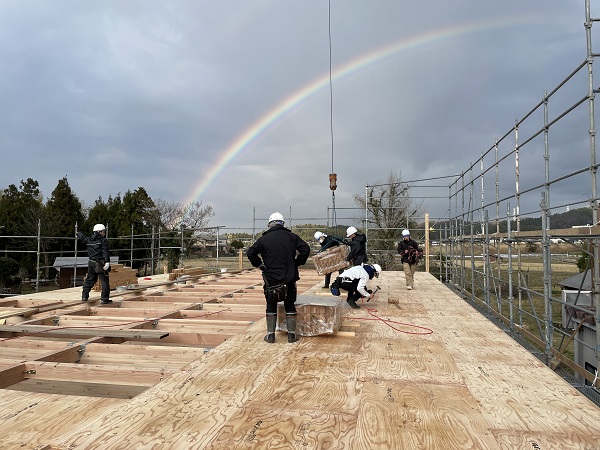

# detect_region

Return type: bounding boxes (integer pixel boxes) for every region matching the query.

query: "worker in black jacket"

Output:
[247,212,311,343]
[397,229,422,290]
[77,223,112,304]
[344,226,367,266]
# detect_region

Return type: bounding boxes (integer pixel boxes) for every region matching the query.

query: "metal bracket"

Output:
[76,344,86,363]
[23,369,36,374]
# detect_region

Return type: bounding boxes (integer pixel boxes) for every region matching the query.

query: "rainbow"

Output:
[182,14,539,206]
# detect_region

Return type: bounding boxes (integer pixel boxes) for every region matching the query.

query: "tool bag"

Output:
[406,247,420,265]
[94,259,106,274]
[265,283,287,303]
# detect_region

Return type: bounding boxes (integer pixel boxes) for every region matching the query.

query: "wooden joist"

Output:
[0,325,169,340]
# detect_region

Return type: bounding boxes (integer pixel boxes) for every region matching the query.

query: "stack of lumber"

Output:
[168,266,206,281]
[93,264,138,291]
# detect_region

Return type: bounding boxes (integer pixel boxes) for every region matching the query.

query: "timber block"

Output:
[313,245,351,275]
[92,264,138,291]
[276,294,350,336]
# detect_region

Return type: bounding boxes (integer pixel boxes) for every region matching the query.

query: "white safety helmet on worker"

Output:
[93,224,106,232]
[314,231,326,241]
[372,264,382,276]
[402,229,410,237]
[346,226,358,237]
[268,212,285,226]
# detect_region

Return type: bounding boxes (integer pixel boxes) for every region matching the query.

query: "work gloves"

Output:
[103,263,110,271]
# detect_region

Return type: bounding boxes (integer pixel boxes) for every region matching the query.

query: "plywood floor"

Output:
[1,269,600,449]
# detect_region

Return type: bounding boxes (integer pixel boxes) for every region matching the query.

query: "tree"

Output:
[0,178,43,237]
[154,199,214,270]
[85,196,111,231]
[45,177,84,254]
[230,239,244,251]
[0,179,44,277]
[0,256,20,289]
[109,188,157,270]
[353,171,423,270]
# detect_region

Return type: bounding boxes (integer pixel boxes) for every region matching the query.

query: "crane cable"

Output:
[328,0,338,230]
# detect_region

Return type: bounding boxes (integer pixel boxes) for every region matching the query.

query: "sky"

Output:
[0,1,595,232]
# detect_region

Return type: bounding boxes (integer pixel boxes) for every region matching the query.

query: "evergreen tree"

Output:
[45,177,84,253]
[86,196,111,232]
[0,179,44,277]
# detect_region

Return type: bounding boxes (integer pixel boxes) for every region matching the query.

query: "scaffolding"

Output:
[355,1,600,403]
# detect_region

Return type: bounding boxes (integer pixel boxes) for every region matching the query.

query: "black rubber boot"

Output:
[347,298,361,309]
[286,315,300,343]
[264,315,276,343]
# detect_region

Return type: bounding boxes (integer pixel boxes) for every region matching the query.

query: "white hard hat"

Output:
[372,264,382,275]
[93,224,106,232]
[268,212,285,225]
[314,231,326,241]
[346,226,358,237]
[402,229,410,237]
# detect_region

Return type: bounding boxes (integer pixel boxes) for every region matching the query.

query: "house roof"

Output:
[558,271,593,290]
[53,256,119,268]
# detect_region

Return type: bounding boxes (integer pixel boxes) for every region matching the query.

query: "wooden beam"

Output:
[0,325,169,340]
[0,363,26,388]
[23,361,175,386]
[9,379,148,399]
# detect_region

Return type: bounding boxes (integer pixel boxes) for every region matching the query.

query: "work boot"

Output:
[347,298,360,309]
[286,315,300,343]
[81,297,88,302]
[100,299,113,304]
[264,315,276,343]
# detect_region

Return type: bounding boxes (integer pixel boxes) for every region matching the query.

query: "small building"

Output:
[558,272,597,385]
[53,256,119,289]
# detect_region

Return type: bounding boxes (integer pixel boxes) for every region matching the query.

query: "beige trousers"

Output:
[403,262,417,287]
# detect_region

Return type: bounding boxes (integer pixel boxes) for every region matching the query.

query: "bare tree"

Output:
[354,171,423,269]
[154,199,214,232]
[153,199,215,269]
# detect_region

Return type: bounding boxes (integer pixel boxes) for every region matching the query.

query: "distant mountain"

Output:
[520,207,592,231]
[425,207,593,237]
[549,207,593,228]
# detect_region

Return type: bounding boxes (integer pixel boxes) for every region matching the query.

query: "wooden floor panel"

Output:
[0,269,599,449]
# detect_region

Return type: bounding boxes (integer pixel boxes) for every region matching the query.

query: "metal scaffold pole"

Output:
[585,0,600,378]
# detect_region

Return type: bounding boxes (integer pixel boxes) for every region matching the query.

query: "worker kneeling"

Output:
[331,263,381,308]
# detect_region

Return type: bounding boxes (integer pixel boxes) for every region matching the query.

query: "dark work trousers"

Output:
[82,261,110,301]
[324,268,344,288]
[264,281,297,317]
[340,278,361,302]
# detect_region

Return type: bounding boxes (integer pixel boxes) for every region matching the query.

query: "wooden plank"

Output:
[79,343,207,369]
[0,325,169,339]
[22,361,174,386]
[0,391,123,448]
[0,307,32,319]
